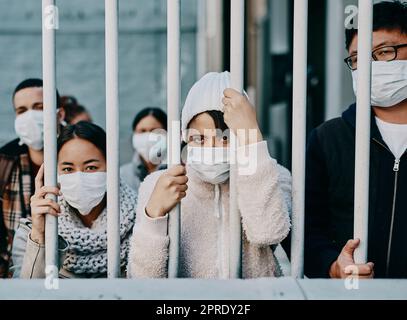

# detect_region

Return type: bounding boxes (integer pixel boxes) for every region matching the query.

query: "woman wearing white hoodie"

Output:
[127,72,291,279]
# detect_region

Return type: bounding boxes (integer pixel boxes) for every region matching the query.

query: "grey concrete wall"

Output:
[0,0,198,164]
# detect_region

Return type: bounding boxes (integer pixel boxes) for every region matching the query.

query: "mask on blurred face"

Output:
[132,132,167,165]
[14,110,44,150]
[58,171,107,216]
[352,60,407,108]
[187,146,230,185]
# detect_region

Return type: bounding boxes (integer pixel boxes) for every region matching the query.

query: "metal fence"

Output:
[38,0,378,282]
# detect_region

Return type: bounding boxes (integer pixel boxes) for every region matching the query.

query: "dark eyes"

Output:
[16,108,27,115]
[32,104,44,111]
[61,166,98,173]
[190,135,205,144]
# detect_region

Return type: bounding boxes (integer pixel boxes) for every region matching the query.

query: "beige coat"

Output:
[127,141,292,279]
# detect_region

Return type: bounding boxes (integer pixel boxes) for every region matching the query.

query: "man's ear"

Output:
[57,107,66,123]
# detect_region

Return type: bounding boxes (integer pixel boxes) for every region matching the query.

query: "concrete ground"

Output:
[0,278,406,300]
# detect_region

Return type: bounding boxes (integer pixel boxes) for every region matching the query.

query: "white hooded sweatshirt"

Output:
[127,72,292,279]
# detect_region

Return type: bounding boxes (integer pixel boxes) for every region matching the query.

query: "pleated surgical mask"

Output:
[14,110,44,150]
[187,146,230,185]
[58,171,107,216]
[132,132,167,165]
[352,60,407,108]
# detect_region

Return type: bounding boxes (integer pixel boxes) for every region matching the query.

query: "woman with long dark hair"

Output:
[120,107,168,191]
[11,121,136,278]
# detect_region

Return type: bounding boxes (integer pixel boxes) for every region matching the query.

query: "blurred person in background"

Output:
[61,96,92,125]
[120,107,167,192]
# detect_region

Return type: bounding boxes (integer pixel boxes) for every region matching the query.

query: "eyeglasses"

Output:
[344,43,407,71]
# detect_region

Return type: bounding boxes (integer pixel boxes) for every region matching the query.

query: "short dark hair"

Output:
[61,95,90,124]
[345,1,407,51]
[132,107,167,131]
[57,121,106,158]
[12,78,61,108]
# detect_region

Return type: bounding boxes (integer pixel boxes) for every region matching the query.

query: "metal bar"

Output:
[229,0,244,279]
[105,0,121,278]
[167,0,181,278]
[290,0,308,279]
[353,0,373,264]
[325,0,344,120]
[197,0,207,78]
[42,0,58,280]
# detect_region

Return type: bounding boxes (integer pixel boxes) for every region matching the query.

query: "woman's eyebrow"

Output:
[83,159,100,165]
[61,161,74,166]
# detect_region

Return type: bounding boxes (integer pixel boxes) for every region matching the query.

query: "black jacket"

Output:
[304,104,407,278]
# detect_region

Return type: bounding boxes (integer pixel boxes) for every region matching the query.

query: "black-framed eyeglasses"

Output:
[344,43,407,71]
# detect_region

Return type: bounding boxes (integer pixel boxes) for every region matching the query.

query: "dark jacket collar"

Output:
[341,103,385,143]
[0,138,28,158]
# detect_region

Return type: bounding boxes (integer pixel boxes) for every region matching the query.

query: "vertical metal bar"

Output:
[325,0,344,120]
[167,0,181,278]
[197,0,207,78]
[229,0,244,279]
[42,0,58,279]
[290,0,308,279]
[353,0,373,264]
[105,0,121,278]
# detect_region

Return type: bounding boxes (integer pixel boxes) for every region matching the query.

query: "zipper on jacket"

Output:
[372,139,404,277]
[385,158,400,277]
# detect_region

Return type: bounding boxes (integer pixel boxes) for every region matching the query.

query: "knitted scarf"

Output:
[57,181,136,275]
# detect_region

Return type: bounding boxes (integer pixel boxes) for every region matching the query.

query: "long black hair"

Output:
[132,107,167,131]
[57,121,106,158]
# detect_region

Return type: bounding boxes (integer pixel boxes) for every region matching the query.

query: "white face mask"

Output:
[58,171,107,216]
[132,132,167,165]
[352,60,407,108]
[14,110,44,150]
[187,146,230,185]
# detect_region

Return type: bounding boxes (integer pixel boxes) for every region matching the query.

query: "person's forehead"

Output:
[58,138,104,163]
[372,29,406,47]
[189,113,216,128]
[135,115,163,131]
[14,87,43,104]
[350,29,406,53]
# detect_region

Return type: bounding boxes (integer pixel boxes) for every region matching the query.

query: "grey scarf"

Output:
[57,182,137,275]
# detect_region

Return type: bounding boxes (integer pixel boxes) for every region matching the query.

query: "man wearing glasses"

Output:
[304,0,407,279]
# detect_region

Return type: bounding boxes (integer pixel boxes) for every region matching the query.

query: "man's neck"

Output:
[373,100,407,124]
[28,148,44,167]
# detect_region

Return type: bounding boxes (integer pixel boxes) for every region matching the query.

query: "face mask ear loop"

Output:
[214,184,221,219]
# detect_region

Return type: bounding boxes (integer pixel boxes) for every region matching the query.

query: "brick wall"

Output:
[0,0,197,164]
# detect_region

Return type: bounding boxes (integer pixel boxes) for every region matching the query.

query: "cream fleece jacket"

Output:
[127,141,292,279]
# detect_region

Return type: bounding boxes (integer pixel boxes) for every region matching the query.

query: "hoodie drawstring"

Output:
[214,184,221,219]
